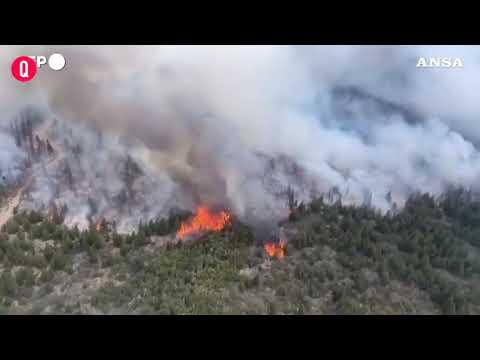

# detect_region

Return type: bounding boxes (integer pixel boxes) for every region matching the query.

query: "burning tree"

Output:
[264,240,286,260]
[176,206,231,239]
[96,218,108,233]
[263,228,287,260]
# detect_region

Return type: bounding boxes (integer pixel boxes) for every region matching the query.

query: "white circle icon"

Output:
[48,53,66,71]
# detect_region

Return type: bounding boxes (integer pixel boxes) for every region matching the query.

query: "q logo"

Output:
[11,56,37,83]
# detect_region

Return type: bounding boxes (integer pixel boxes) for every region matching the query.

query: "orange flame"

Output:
[264,239,286,260]
[176,206,231,239]
[96,218,107,233]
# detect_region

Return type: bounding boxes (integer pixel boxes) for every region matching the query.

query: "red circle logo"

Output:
[11,56,37,82]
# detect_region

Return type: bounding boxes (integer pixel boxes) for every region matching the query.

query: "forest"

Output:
[1,187,480,314]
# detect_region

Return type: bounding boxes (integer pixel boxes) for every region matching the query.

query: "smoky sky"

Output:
[2,45,480,225]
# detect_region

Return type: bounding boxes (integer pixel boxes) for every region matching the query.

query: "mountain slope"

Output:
[1,188,480,314]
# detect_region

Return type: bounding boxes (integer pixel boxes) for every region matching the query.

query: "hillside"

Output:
[1,188,479,315]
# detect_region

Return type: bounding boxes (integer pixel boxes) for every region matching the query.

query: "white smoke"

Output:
[0,130,25,184]
[2,45,480,229]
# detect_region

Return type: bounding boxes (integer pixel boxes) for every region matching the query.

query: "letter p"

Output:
[36,56,47,68]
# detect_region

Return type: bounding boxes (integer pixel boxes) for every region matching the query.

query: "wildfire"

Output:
[176,206,231,239]
[96,218,107,233]
[264,239,286,260]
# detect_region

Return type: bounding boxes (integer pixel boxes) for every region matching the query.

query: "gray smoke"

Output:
[2,45,480,230]
[0,130,25,185]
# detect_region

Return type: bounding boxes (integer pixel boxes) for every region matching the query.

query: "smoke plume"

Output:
[2,45,480,231]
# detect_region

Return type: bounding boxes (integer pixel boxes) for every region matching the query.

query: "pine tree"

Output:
[35,135,44,158]
[46,139,54,156]
[286,186,298,212]
[445,296,456,315]
[64,163,74,190]
[11,120,21,147]
[0,270,17,297]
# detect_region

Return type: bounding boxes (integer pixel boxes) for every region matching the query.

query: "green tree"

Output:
[39,269,54,283]
[16,267,35,288]
[267,300,277,315]
[444,296,456,315]
[51,249,68,271]
[0,271,17,297]
[43,245,55,263]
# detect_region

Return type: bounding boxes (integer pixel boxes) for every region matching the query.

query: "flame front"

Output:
[95,218,108,233]
[176,206,231,239]
[264,239,286,260]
